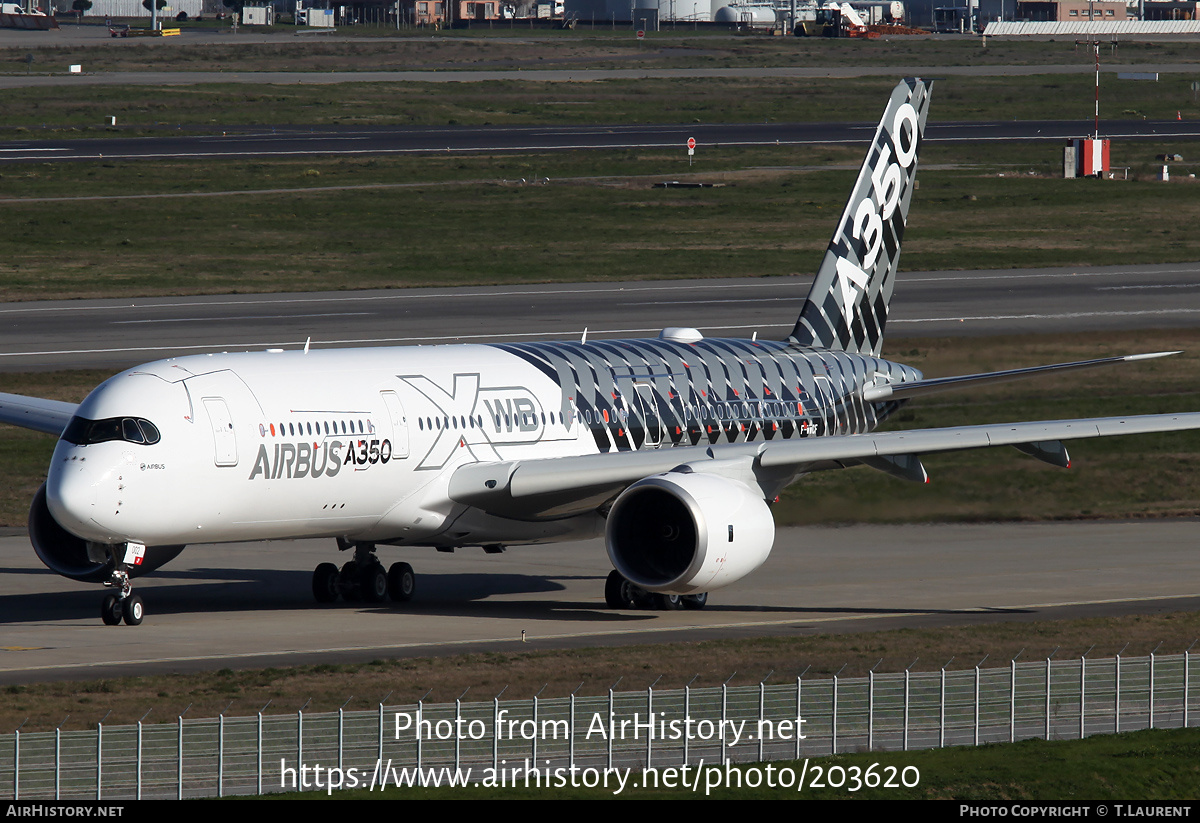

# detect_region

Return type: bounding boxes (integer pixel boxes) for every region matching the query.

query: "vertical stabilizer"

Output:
[789,78,932,356]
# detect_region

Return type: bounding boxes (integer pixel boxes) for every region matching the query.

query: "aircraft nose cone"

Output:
[45,447,120,543]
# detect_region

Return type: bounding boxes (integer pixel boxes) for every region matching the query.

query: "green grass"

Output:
[7,30,1200,77]
[2,142,1200,302]
[4,74,1200,137]
[270,726,1200,798]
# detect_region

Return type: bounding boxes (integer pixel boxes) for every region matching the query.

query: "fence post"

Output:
[794,676,802,760]
[684,684,691,765]
[455,698,462,772]
[1116,654,1122,734]
[136,721,142,800]
[533,693,540,768]
[867,670,874,751]
[178,715,184,801]
[218,714,224,798]
[297,710,303,784]
[903,670,910,752]
[831,675,838,755]
[939,668,945,748]
[569,693,575,771]
[494,697,501,775]
[758,679,766,763]
[96,722,102,800]
[338,708,344,773]
[13,729,18,800]
[721,682,728,765]
[607,688,614,770]
[1010,659,1017,743]
[1150,652,1156,730]
[1079,656,1086,740]
[1186,650,1191,729]
[974,665,981,746]
[54,727,60,801]
[647,682,654,769]
[257,712,263,797]
[1045,657,1051,741]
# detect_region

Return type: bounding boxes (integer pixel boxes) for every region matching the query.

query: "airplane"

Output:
[2,77,1199,627]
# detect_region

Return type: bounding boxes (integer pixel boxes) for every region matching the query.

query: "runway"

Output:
[2,520,1198,683]
[3,119,1199,164]
[0,262,1197,372]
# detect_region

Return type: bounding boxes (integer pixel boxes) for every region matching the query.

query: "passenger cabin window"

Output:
[63,416,161,446]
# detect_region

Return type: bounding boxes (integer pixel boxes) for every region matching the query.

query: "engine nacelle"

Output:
[29,484,184,582]
[605,470,775,594]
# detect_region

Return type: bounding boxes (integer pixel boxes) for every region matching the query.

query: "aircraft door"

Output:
[380,390,410,458]
[203,397,238,467]
[634,383,662,448]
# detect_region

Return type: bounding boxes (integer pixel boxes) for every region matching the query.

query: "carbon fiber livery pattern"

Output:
[789,77,932,357]
[493,338,919,455]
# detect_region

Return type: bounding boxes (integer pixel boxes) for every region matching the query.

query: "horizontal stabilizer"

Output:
[863,351,1181,403]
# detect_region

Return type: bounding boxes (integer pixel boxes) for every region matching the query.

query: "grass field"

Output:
[3,74,1200,137]
[5,29,1200,76]
[278,726,1200,798]
[2,141,1200,302]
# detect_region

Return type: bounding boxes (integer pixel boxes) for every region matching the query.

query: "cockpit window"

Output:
[62,416,161,446]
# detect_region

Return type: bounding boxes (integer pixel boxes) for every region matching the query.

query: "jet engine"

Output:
[605,470,775,594]
[29,484,184,582]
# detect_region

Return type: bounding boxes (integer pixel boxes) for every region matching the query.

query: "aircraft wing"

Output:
[0,392,78,436]
[449,411,1200,518]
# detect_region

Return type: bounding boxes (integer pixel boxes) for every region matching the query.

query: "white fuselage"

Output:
[45,338,916,552]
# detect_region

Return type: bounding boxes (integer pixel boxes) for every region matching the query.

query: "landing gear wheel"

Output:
[362,563,388,603]
[101,593,123,626]
[682,592,708,610]
[656,593,683,611]
[605,570,640,610]
[339,561,362,602]
[313,562,340,603]
[122,594,144,626]
[388,562,415,602]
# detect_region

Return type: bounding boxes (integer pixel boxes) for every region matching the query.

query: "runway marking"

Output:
[0,323,795,359]
[112,312,374,324]
[890,308,1200,324]
[7,592,1200,674]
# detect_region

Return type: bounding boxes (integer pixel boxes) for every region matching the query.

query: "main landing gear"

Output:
[604,570,708,611]
[312,541,415,605]
[96,543,145,626]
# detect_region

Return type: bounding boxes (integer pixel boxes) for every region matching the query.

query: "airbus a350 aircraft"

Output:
[2,78,1198,626]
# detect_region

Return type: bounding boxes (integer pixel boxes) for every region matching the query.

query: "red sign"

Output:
[636,29,645,38]
[687,137,696,150]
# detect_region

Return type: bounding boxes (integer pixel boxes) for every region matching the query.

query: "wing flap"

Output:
[449,412,1200,518]
[0,392,77,436]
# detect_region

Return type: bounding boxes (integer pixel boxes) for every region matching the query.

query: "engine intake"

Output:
[29,483,184,582]
[606,471,775,594]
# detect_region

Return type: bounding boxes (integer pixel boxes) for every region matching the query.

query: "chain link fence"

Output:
[2,652,1195,798]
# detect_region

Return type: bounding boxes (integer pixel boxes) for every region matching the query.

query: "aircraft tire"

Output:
[388,562,415,602]
[122,594,144,626]
[682,592,708,610]
[657,593,683,611]
[339,561,362,602]
[604,570,639,610]
[313,562,340,603]
[362,563,389,603]
[101,593,123,626]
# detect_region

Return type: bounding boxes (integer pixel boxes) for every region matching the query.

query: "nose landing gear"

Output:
[97,542,146,626]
